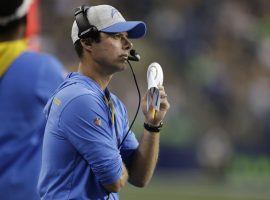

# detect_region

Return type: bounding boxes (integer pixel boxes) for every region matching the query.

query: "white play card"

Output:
[147,62,164,111]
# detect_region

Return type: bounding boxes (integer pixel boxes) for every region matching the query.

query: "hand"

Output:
[142,85,170,126]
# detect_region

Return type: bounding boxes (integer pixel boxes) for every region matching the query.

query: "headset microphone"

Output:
[128,49,140,62]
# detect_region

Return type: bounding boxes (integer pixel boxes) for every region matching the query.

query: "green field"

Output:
[120,172,270,200]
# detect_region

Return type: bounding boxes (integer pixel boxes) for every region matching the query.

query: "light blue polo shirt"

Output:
[0,51,64,200]
[38,72,139,200]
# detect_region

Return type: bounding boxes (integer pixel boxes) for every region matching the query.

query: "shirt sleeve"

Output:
[119,103,139,167]
[36,54,65,104]
[59,94,122,185]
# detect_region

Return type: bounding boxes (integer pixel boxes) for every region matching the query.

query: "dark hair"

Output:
[73,33,101,58]
[0,16,26,35]
[0,0,26,35]
[0,0,23,17]
[74,40,84,58]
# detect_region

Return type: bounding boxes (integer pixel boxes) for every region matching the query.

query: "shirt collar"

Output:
[67,72,111,98]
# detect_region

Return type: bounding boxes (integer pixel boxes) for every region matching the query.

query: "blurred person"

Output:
[197,127,233,180]
[0,0,64,199]
[38,4,170,200]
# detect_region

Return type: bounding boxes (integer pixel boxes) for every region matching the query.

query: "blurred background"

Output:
[36,0,270,199]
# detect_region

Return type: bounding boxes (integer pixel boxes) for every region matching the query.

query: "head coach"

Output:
[38,4,170,200]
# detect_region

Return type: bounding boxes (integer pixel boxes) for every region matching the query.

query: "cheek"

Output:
[93,40,122,60]
[103,44,114,54]
[104,39,122,52]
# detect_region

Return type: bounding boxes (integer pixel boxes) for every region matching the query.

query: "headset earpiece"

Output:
[74,5,99,39]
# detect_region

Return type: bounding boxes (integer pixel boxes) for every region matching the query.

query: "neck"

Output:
[78,59,112,90]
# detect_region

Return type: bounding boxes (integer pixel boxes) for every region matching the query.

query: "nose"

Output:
[122,36,133,50]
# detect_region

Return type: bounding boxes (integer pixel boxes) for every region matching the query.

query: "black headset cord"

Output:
[119,60,141,148]
[106,60,141,200]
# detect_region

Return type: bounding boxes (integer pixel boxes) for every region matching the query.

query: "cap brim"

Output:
[101,21,146,39]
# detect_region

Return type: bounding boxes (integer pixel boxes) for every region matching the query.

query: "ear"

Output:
[80,39,92,52]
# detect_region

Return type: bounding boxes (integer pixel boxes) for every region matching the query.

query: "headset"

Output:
[74,5,99,39]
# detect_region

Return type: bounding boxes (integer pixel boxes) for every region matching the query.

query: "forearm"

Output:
[120,163,129,187]
[128,85,169,187]
[103,163,128,192]
[128,129,160,187]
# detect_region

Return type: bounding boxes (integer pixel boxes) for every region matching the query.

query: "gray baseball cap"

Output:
[71,5,146,44]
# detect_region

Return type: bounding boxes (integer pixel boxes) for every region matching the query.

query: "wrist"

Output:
[144,121,163,133]
[144,119,161,127]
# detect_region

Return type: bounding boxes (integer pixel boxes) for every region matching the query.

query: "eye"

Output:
[111,33,122,40]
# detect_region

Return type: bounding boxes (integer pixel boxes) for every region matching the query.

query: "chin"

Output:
[115,63,127,72]
[122,63,128,70]
[109,60,128,74]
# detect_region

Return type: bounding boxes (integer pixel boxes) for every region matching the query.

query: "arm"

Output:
[128,86,170,187]
[103,163,128,193]
[59,95,127,193]
[128,128,160,187]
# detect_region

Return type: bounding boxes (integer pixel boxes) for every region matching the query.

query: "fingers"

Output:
[142,85,170,125]
[162,100,170,110]
[158,85,164,90]
[159,97,170,110]
[158,86,170,110]
[160,93,167,99]
[142,85,170,112]
[158,85,167,99]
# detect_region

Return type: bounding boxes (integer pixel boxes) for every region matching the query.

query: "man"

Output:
[38,5,170,200]
[0,0,64,199]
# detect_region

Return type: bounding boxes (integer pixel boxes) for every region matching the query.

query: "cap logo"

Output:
[111,8,119,18]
